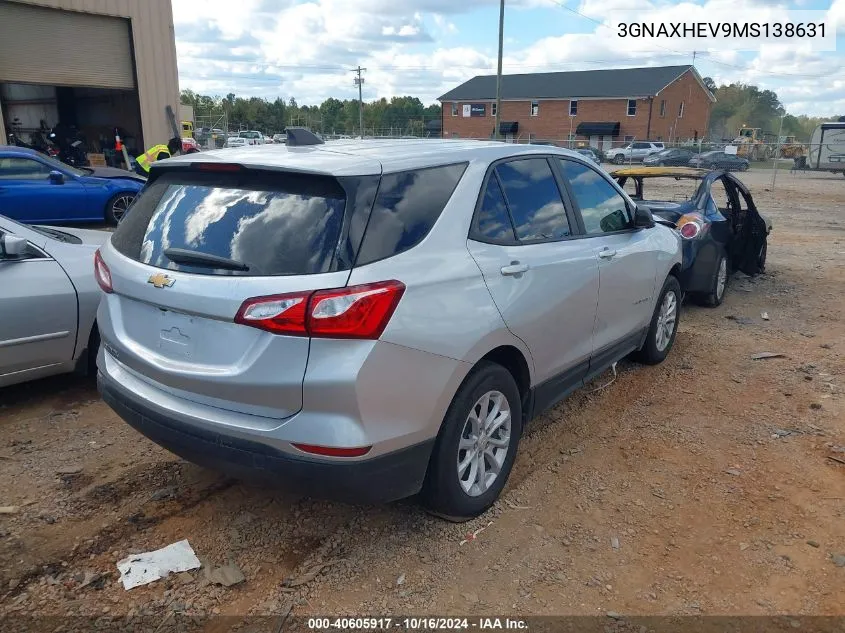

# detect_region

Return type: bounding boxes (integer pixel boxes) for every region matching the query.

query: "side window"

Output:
[495,158,571,241]
[558,159,632,234]
[632,142,649,149]
[711,178,732,214]
[356,163,467,266]
[473,176,516,242]
[0,157,52,180]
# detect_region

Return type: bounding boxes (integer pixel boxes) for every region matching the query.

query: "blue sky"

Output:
[172,0,845,116]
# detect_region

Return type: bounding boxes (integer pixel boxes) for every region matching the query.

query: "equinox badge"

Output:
[147,273,175,289]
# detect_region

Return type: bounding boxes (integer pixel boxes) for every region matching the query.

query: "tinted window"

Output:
[112,171,347,277]
[473,176,516,242]
[632,142,650,149]
[495,159,570,241]
[356,163,467,265]
[559,160,631,234]
[0,157,52,179]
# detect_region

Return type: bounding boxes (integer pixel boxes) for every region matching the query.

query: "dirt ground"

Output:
[1,166,844,627]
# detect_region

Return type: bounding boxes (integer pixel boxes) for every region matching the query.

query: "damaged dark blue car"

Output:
[613,167,772,307]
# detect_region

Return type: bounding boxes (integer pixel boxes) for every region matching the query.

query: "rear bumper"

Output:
[98,374,435,503]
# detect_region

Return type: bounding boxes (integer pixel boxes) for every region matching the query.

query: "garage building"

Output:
[0,0,180,161]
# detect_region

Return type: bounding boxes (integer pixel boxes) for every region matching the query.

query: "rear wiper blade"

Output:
[163,248,249,271]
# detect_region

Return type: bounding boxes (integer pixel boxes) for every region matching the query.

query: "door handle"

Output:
[500,261,529,276]
[598,249,617,259]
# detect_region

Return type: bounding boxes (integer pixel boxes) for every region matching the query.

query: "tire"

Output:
[634,275,681,365]
[757,241,767,272]
[105,192,136,225]
[658,161,666,167]
[613,154,625,164]
[421,361,523,521]
[694,250,729,307]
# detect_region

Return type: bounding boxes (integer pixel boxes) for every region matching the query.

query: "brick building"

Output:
[438,65,715,150]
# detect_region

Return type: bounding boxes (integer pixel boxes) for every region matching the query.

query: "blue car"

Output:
[613,166,772,307]
[0,146,145,225]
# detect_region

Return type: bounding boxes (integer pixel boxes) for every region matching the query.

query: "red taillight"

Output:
[195,163,242,172]
[677,213,705,240]
[291,443,372,458]
[94,249,113,293]
[234,291,310,336]
[308,280,405,339]
[234,280,405,340]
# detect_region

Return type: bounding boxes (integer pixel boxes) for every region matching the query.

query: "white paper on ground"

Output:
[117,539,201,590]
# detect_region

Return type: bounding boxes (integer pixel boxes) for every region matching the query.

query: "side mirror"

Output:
[1,234,29,258]
[49,170,65,184]
[633,205,655,229]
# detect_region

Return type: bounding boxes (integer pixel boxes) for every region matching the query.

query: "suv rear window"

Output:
[111,171,348,277]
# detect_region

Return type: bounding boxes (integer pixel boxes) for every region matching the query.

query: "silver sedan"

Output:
[0,215,108,387]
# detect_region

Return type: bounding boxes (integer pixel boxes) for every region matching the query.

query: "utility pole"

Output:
[353,66,366,139]
[493,0,505,140]
[771,112,786,191]
[692,50,696,66]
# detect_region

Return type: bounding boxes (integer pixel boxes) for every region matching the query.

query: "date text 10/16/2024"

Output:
[307,617,528,630]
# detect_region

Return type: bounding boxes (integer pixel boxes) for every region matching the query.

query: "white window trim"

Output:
[626,99,637,117]
[491,103,497,117]
[530,100,540,117]
[659,99,666,118]
[569,100,577,116]
[451,103,458,117]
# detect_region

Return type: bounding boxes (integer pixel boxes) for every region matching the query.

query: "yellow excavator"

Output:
[732,127,773,161]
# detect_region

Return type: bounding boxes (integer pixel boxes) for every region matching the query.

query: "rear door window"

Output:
[355,163,467,266]
[495,158,571,241]
[473,176,517,243]
[111,171,348,276]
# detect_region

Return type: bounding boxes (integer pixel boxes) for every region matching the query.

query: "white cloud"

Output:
[172,0,845,116]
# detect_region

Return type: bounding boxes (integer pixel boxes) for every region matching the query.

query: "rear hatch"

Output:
[103,162,380,420]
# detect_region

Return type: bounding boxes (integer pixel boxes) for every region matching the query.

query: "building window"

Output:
[569,100,578,116]
[451,103,458,117]
[678,101,685,118]
[624,135,634,142]
[656,136,663,141]
[491,102,497,117]
[627,99,637,116]
[659,99,666,118]
[530,100,539,116]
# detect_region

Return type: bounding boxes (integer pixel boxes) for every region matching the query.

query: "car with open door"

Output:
[612,166,772,306]
[96,135,683,519]
[0,214,106,387]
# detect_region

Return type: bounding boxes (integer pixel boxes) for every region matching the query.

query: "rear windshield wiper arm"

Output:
[163,248,250,271]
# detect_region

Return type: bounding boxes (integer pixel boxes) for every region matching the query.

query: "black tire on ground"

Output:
[613,154,625,164]
[633,275,682,365]
[421,361,523,521]
[693,249,729,308]
[105,192,136,225]
[757,241,768,272]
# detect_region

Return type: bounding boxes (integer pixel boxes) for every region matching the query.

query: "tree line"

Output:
[180,90,441,136]
[182,79,842,142]
[704,77,839,142]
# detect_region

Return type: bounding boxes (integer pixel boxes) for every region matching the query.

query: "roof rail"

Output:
[285,127,324,146]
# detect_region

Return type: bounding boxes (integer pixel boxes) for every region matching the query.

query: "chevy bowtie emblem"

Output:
[147,272,175,288]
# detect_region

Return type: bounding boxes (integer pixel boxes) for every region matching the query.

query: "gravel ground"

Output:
[1,167,843,626]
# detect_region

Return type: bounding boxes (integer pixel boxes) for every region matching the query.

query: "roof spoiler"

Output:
[285,127,324,146]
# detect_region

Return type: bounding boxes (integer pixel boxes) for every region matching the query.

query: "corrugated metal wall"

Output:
[0,0,179,147]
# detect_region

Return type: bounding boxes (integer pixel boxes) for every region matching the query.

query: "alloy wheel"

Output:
[655,290,678,352]
[457,390,512,497]
[716,257,728,301]
[111,194,135,222]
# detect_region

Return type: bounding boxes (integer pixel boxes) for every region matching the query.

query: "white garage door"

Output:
[0,2,134,90]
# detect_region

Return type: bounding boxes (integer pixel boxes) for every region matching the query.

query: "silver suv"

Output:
[607,141,665,164]
[95,138,682,519]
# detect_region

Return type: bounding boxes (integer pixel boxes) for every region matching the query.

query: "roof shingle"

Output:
[438,65,697,101]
